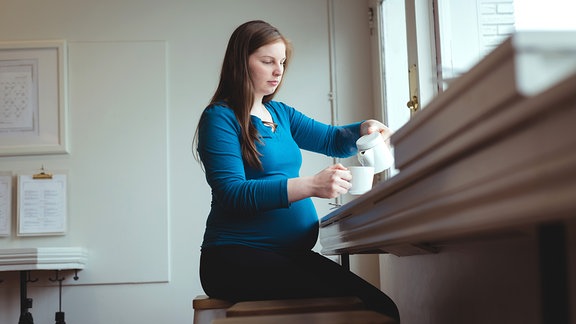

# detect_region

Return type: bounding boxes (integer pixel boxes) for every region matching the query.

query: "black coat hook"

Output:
[48,270,65,283]
[26,271,38,283]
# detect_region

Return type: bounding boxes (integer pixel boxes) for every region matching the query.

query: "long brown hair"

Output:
[193,20,293,169]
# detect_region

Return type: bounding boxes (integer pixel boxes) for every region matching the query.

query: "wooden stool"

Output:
[226,296,364,317]
[214,310,398,324]
[192,295,235,324]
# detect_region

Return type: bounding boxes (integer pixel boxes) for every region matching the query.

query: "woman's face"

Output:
[248,40,286,99]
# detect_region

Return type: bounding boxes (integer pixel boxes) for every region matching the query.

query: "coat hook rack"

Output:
[16,269,80,324]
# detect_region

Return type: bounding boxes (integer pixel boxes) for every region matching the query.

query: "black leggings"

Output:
[200,245,399,322]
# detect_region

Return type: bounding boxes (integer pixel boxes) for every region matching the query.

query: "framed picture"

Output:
[0,40,68,156]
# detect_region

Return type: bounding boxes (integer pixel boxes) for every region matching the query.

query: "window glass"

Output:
[437,0,516,89]
[378,0,411,133]
[515,0,576,31]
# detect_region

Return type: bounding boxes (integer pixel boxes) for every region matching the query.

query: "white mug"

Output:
[348,166,375,195]
[356,132,394,173]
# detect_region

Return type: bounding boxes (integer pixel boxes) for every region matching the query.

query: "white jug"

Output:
[356,132,394,173]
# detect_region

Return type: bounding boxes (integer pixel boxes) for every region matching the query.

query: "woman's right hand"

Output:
[287,164,352,202]
[311,164,352,198]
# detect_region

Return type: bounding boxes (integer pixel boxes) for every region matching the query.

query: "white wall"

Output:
[0,0,375,323]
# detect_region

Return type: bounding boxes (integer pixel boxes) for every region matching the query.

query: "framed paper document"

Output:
[0,172,11,236]
[17,171,67,236]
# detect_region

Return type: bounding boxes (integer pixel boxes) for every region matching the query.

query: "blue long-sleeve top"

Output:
[197,100,362,252]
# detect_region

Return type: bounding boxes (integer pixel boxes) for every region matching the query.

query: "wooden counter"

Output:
[319,31,576,324]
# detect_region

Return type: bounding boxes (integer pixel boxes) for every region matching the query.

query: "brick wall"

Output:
[477,0,516,55]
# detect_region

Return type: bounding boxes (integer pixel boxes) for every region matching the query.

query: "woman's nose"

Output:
[274,64,283,75]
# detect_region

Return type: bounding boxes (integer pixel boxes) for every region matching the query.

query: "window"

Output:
[373,0,576,135]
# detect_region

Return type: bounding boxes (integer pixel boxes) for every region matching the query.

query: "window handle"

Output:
[406,95,419,113]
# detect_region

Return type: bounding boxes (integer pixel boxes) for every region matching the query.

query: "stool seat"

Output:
[226,296,364,317]
[193,294,235,310]
[214,310,397,324]
[192,295,235,324]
